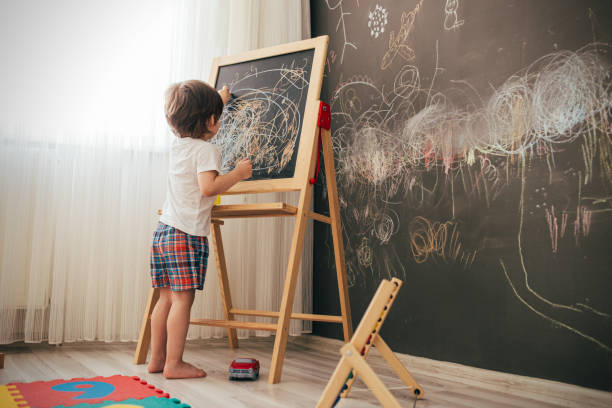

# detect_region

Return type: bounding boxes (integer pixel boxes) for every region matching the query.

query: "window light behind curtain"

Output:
[0,0,312,344]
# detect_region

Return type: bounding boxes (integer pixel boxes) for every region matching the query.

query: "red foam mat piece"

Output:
[7,375,169,408]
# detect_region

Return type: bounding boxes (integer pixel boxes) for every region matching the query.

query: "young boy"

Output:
[149,80,252,379]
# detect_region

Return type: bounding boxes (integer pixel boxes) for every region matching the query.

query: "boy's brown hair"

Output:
[165,80,224,139]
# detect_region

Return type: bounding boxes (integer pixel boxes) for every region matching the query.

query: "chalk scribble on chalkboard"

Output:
[215,65,309,176]
[502,138,609,353]
[545,206,560,252]
[544,202,595,250]
[337,46,611,181]
[444,0,465,31]
[499,259,612,353]
[331,45,611,247]
[325,0,357,64]
[357,236,372,268]
[381,0,425,70]
[409,216,478,267]
[326,49,337,74]
[329,44,612,351]
[368,4,388,39]
[374,209,399,244]
[581,126,599,184]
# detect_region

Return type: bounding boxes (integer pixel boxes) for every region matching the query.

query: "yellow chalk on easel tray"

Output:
[214,195,221,205]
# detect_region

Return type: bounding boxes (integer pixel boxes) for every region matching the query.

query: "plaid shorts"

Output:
[150,222,209,291]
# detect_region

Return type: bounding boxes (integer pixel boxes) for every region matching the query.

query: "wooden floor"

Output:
[1,335,611,407]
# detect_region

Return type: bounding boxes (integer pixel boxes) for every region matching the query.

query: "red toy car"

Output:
[229,358,260,380]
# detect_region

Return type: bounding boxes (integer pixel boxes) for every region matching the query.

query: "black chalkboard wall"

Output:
[311,0,612,391]
[214,49,315,180]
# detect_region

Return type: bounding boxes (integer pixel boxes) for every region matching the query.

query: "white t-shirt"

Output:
[160,137,221,237]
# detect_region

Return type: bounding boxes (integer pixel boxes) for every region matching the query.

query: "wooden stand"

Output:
[317,278,423,408]
[134,100,353,384]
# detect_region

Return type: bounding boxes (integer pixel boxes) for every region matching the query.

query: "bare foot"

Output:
[163,360,207,379]
[147,357,166,373]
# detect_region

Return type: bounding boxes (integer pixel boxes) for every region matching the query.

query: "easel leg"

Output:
[321,126,353,342]
[373,336,424,398]
[211,222,238,348]
[134,287,160,364]
[269,185,312,384]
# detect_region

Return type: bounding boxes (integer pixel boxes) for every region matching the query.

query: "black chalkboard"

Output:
[311,0,612,391]
[213,49,315,180]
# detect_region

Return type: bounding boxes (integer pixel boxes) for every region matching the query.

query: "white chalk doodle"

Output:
[368,4,388,39]
[325,0,357,64]
[444,0,465,31]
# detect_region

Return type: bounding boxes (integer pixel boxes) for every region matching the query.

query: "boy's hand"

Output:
[235,158,252,180]
[219,86,231,104]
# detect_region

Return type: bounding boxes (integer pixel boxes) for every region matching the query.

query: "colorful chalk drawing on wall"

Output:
[329,42,612,353]
[381,0,425,70]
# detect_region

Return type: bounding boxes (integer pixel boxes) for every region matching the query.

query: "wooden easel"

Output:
[134,36,353,384]
[317,278,424,408]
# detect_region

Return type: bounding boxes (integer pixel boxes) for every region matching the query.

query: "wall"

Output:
[311,0,612,391]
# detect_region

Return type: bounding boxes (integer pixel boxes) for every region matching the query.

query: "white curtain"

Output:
[0,0,312,344]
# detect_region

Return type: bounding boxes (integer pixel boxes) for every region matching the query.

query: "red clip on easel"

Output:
[310,101,331,184]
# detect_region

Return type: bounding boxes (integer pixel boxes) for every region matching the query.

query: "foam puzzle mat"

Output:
[0,375,190,408]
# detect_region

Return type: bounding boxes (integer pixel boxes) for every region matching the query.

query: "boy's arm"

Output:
[198,158,252,197]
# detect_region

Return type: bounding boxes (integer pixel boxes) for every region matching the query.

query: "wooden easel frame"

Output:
[317,279,424,408]
[134,36,353,384]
